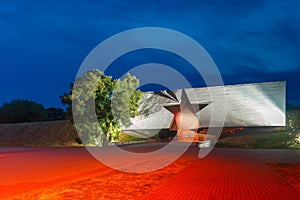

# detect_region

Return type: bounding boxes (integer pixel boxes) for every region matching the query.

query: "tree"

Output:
[286,104,300,148]
[46,107,66,121]
[0,99,48,123]
[61,83,73,120]
[60,69,143,145]
[287,104,300,130]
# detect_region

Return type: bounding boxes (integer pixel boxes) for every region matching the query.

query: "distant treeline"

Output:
[0,99,65,124]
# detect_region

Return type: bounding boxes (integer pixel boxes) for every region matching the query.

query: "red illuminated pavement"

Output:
[0,147,109,198]
[0,144,190,198]
[0,144,300,199]
[143,148,300,200]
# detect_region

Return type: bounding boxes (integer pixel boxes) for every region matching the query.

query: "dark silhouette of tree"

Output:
[46,107,66,121]
[0,99,48,123]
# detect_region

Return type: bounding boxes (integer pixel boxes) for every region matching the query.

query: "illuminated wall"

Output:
[124,81,286,131]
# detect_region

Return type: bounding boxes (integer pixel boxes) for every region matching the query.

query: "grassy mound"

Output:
[0,120,80,147]
[216,127,300,149]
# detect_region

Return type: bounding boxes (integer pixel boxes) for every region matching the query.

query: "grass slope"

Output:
[216,127,300,149]
[1,121,299,149]
[0,120,79,147]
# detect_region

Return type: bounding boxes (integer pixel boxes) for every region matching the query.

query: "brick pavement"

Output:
[143,149,300,200]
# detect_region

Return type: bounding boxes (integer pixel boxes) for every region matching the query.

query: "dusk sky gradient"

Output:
[1,0,299,108]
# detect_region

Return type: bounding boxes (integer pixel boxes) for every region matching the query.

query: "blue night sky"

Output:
[0,0,299,108]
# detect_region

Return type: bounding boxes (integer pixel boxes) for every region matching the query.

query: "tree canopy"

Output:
[0,99,48,123]
[60,69,143,145]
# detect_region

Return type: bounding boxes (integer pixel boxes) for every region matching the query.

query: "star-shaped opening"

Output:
[163,89,211,130]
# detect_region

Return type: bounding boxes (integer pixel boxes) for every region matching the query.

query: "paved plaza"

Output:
[144,148,300,200]
[0,144,299,199]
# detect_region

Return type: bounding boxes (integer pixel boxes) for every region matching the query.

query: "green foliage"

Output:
[286,105,300,148]
[75,122,104,146]
[61,69,143,145]
[118,132,147,142]
[216,129,294,149]
[111,73,143,127]
[286,106,300,130]
[61,83,74,121]
[108,122,122,142]
[0,99,48,123]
